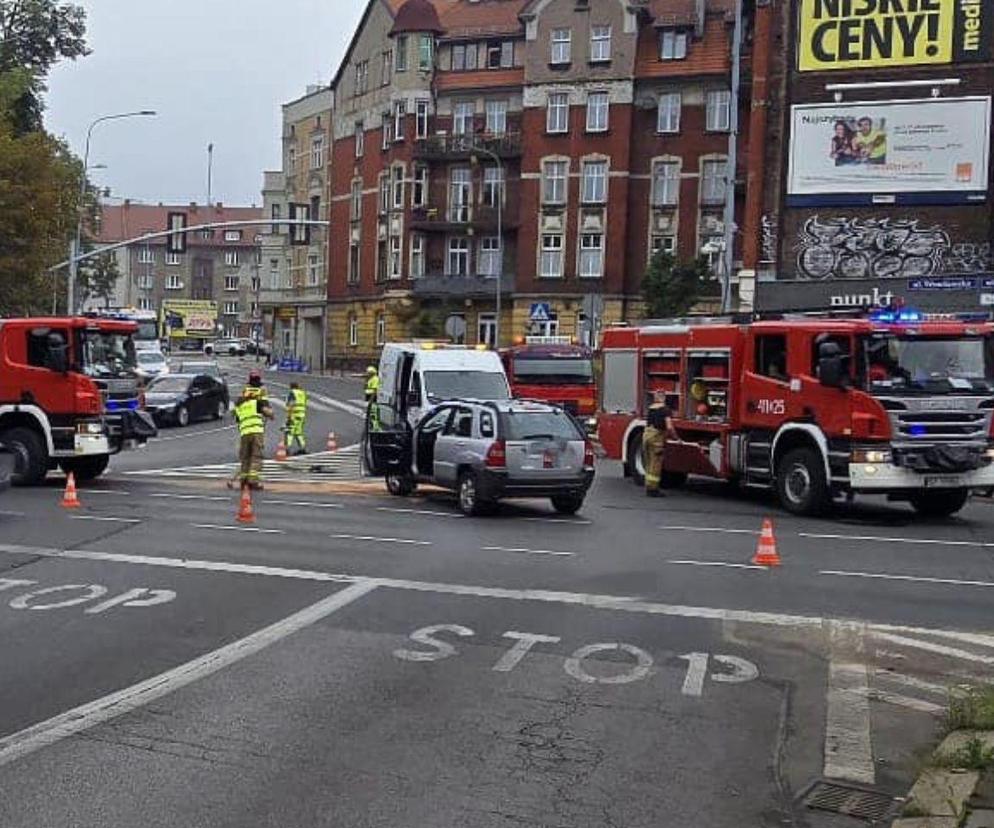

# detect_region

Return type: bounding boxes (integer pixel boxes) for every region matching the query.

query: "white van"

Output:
[377,343,510,430]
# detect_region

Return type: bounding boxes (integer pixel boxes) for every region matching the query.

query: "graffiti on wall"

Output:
[760,214,778,265]
[944,242,993,274]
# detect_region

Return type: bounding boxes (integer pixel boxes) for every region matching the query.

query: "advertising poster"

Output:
[161,300,218,339]
[787,97,990,205]
[797,0,993,72]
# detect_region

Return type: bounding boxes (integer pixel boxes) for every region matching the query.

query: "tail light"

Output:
[485,440,506,468]
[583,440,595,469]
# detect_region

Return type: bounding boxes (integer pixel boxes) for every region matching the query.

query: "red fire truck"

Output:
[0,316,157,485]
[597,309,994,517]
[500,339,597,417]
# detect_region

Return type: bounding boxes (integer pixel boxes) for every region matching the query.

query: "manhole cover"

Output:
[802,781,899,823]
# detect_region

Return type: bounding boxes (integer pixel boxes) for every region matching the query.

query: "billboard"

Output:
[797,0,993,72]
[161,300,218,339]
[787,97,990,206]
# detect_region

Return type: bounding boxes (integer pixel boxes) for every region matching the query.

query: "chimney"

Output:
[190,202,198,211]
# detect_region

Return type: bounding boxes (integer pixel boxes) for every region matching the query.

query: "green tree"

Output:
[641,252,714,319]
[0,0,89,134]
[77,248,120,308]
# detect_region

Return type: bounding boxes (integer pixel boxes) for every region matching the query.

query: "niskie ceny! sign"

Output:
[798,0,993,72]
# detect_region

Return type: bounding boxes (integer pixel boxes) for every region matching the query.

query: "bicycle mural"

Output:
[795,216,950,281]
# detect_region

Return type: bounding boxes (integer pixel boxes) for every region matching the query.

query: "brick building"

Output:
[92,202,264,337]
[326,0,749,365]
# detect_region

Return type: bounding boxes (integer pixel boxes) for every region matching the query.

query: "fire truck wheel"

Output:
[909,489,969,519]
[775,447,829,516]
[59,455,110,482]
[626,430,645,486]
[3,427,48,486]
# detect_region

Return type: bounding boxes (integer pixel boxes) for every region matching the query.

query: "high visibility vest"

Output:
[235,398,265,436]
[365,374,379,400]
[242,385,268,402]
[289,388,307,420]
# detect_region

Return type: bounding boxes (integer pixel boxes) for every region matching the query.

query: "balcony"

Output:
[410,205,519,233]
[411,272,516,299]
[258,284,327,306]
[413,132,522,162]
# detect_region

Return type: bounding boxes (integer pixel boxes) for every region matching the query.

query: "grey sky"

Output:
[46,1,367,208]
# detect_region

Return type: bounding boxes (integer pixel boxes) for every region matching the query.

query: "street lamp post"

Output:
[67,110,156,315]
[470,143,503,349]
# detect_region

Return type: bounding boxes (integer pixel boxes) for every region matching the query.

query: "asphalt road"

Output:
[1,376,993,826]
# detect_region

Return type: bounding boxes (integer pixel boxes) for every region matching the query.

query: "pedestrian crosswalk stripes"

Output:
[124,445,364,483]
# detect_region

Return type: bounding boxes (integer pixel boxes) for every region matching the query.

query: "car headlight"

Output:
[852,448,891,464]
[76,422,104,435]
[986,448,994,460]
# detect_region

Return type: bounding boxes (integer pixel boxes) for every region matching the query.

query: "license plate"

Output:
[925,475,961,488]
[543,450,557,469]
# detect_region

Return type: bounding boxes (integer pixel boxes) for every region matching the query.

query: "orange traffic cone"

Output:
[61,472,81,509]
[751,518,782,567]
[326,431,338,452]
[275,439,288,462]
[236,487,255,524]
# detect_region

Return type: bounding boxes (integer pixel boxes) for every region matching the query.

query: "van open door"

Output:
[364,428,412,477]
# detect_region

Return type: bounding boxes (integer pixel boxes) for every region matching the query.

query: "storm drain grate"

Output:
[802,781,899,823]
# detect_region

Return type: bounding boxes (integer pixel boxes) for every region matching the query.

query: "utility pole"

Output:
[207,143,214,207]
[721,0,743,313]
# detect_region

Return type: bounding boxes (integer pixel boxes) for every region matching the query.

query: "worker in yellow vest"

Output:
[230,370,274,490]
[284,381,308,456]
[365,366,381,432]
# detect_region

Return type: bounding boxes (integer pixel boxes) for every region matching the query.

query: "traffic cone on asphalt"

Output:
[275,439,288,462]
[60,472,81,509]
[751,518,782,567]
[326,431,338,452]
[236,487,255,524]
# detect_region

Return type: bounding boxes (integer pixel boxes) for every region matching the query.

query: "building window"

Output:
[652,160,680,206]
[166,274,181,290]
[284,258,293,288]
[224,230,242,242]
[311,135,325,169]
[137,297,152,311]
[453,101,474,136]
[381,50,392,86]
[355,121,364,156]
[590,25,611,62]
[706,90,731,132]
[540,234,564,278]
[660,29,688,60]
[223,301,239,315]
[412,165,428,207]
[547,92,569,134]
[375,313,386,346]
[485,100,507,135]
[651,235,677,258]
[419,34,433,71]
[269,258,280,289]
[657,92,681,133]
[138,273,153,289]
[452,42,478,71]
[377,239,388,282]
[551,28,571,64]
[348,243,360,283]
[354,60,369,94]
[349,315,358,347]
[415,99,430,138]
[449,167,472,222]
[478,237,501,276]
[225,250,239,267]
[542,159,568,205]
[447,237,470,276]
[482,166,504,207]
[310,195,321,223]
[389,236,402,279]
[586,92,609,132]
[531,312,559,338]
[166,252,181,266]
[478,313,497,347]
[701,159,727,204]
[582,160,607,204]
[487,40,513,69]
[288,146,297,174]
[351,180,363,220]
[251,275,260,292]
[201,229,213,240]
[271,203,282,234]
[579,234,604,278]
[224,275,239,291]
[410,233,425,279]
[392,166,405,209]
[393,100,406,142]
[307,254,321,286]
[379,174,391,214]
[138,247,155,265]
[396,35,408,71]
[382,113,392,150]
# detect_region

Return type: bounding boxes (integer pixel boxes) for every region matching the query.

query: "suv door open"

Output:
[366,427,413,477]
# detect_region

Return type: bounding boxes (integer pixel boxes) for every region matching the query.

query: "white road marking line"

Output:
[191,523,284,535]
[801,531,994,549]
[873,669,950,698]
[0,580,377,768]
[865,689,945,716]
[375,507,463,519]
[76,490,130,497]
[265,500,344,510]
[668,560,767,571]
[150,493,230,502]
[69,516,141,524]
[871,632,994,666]
[659,525,758,535]
[482,545,575,558]
[0,510,26,517]
[824,623,875,785]
[520,517,593,525]
[150,425,237,443]
[821,569,994,589]
[329,533,432,546]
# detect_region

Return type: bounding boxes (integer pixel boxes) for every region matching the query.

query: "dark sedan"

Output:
[144,373,229,427]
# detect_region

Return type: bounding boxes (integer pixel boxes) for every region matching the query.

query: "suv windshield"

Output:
[502,411,583,441]
[79,330,137,379]
[513,357,594,385]
[424,370,509,401]
[135,320,159,342]
[863,335,994,395]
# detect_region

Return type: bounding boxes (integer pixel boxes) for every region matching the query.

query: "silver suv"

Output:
[366,399,595,516]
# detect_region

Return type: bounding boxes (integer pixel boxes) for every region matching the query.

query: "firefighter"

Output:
[643,390,677,498]
[284,381,308,456]
[228,370,274,490]
[364,366,381,432]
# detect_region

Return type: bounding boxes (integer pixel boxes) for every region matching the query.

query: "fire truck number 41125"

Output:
[756,399,786,416]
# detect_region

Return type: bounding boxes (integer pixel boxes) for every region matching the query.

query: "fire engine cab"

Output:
[500,338,597,417]
[597,309,994,517]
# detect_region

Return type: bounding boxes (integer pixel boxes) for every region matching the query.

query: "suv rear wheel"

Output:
[551,493,585,515]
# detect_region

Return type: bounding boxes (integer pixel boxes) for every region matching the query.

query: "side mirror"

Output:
[46,334,68,374]
[817,342,849,389]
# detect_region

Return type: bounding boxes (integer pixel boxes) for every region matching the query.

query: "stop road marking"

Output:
[0,578,176,615]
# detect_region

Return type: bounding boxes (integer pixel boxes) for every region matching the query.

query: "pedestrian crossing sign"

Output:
[529,302,552,322]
